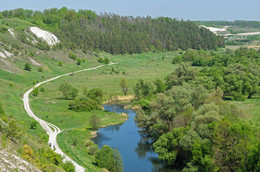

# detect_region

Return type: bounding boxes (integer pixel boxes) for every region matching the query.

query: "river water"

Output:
[92,105,174,172]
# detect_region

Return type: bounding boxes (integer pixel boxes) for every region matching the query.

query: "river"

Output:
[92,105,174,172]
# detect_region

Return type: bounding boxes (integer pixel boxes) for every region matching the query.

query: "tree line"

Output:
[0,8,224,54]
[133,49,260,171]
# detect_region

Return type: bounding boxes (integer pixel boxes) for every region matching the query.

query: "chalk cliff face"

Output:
[29,27,60,46]
[0,149,40,172]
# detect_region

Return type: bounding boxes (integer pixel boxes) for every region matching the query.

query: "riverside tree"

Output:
[120,78,129,96]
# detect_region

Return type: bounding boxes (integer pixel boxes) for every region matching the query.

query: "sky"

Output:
[1,0,260,21]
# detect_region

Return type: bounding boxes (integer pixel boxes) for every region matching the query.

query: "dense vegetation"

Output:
[134,48,260,171]
[0,8,224,54]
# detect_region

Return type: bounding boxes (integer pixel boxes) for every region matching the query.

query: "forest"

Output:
[0,8,224,54]
[134,48,260,171]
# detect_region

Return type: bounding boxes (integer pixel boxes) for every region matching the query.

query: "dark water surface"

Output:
[92,105,173,172]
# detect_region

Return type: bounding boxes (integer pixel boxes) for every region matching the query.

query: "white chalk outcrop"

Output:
[200,25,228,35]
[29,27,60,46]
[0,49,12,58]
[8,28,15,37]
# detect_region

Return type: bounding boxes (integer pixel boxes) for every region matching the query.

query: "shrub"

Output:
[30,121,37,129]
[89,145,99,155]
[87,88,103,104]
[103,57,110,64]
[62,161,75,172]
[38,67,43,72]
[69,97,100,112]
[32,87,39,96]
[76,58,81,65]
[24,63,32,71]
[85,140,94,147]
[89,114,101,130]
[58,61,63,66]
[40,87,45,92]
[69,52,77,60]
[98,57,103,63]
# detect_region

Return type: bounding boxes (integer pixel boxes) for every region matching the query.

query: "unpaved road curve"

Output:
[23,64,107,172]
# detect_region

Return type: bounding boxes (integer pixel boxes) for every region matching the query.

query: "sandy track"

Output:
[23,65,106,172]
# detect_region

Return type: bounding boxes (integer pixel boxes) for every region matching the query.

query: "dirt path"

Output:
[23,64,107,172]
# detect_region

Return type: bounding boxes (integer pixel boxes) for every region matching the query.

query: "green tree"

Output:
[62,161,75,172]
[89,114,101,130]
[59,83,78,100]
[24,63,32,71]
[95,145,116,171]
[30,121,37,129]
[154,78,166,93]
[114,148,124,172]
[32,87,39,96]
[6,119,21,141]
[120,78,129,96]
[87,88,103,103]
[103,57,110,64]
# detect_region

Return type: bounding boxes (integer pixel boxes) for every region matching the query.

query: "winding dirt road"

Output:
[23,64,106,172]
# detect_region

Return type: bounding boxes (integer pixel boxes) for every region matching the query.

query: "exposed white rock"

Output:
[201,25,228,35]
[3,50,12,57]
[30,58,41,66]
[8,28,15,37]
[29,27,60,46]
[0,52,6,58]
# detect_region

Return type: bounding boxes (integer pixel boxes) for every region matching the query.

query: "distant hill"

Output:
[0,8,224,55]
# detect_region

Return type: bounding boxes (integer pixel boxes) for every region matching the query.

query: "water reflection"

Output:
[93,104,175,172]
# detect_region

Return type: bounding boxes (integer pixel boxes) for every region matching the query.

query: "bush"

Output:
[76,58,81,65]
[24,63,32,71]
[89,114,101,130]
[30,121,37,129]
[69,97,100,112]
[89,145,99,155]
[69,52,77,60]
[85,139,94,147]
[32,87,39,96]
[62,161,75,172]
[38,67,43,72]
[98,57,103,63]
[103,57,110,64]
[58,61,63,66]
[59,83,78,100]
[40,87,45,92]
[87,88,103,104]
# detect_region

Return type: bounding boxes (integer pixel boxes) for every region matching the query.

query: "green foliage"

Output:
[76,58,81,65]
[40,87,45,92]
[38,67,43,72]
[98,57,103,63]
[24,63,32,71]
[120,78,128,96]
[103,57,110,64]
[69,52,77,60]
[58,61,63,66]
[62,161,75,172]
[69,97,100,112]
[89,114,101,130]
[89,145,99,155]
[134,79,154,100]
[32,87,39,96]
[59,83,78,100]
[95,145,123,172]
[87,88,103,103]
[30,121,37,129]
[6,119,21,141]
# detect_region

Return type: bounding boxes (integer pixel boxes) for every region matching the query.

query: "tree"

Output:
[76,58,81,65]
[120,78,129,96]
[30,121,37,129]
[89,114,101,130]
[22,144,34,162]
[114,148,124,172]
[32,87,39,96]
[87,88,103,103]
[24,63,32,71]
[103,57,110,64]
[154,78,166,93]
[95,145,116,171]
[59,83,78,100]
[6,119,21,141]
[62,161,75,172]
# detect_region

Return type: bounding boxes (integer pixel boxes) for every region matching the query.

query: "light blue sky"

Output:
[1,0,260,21]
